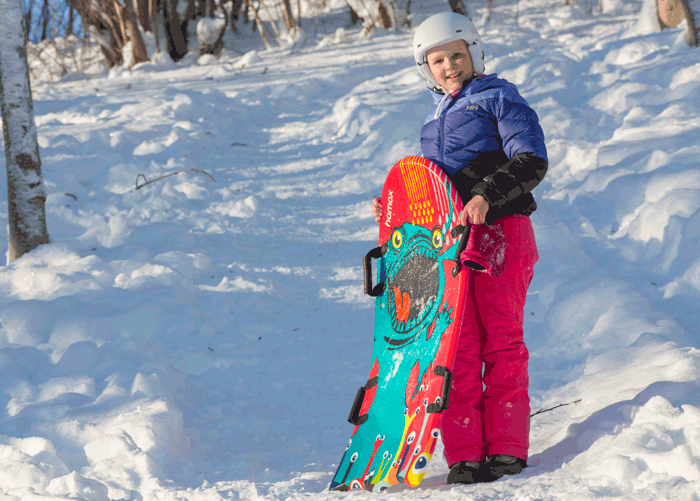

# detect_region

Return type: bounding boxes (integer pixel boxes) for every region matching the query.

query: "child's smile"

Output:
[426,40,474,93]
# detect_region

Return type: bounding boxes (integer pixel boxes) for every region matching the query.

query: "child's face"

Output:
[426,40,474,93]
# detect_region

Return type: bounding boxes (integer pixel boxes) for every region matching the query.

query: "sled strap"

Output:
[347,376,378,426]
[427,365,453,414]
[450,225,471,277]
[363,244,388,297]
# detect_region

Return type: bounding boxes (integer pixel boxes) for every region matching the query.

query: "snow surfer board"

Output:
[330,156,472,492]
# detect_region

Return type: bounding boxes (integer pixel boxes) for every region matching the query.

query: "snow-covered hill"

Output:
[1,0,700,499]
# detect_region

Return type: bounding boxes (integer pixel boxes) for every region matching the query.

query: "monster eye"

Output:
[411,453,430,475]
[350,479,363,490]
[351,452,359,462]
[392,230,403,249]
[383,451,389,459]
[431,228,443,249]
[431,428,440,438]
[406,432,416,444]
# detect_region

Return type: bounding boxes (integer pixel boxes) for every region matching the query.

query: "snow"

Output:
[197,18,228,47]
[0,0,700,499]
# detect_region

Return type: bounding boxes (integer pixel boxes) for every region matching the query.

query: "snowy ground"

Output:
[1,0,700,499]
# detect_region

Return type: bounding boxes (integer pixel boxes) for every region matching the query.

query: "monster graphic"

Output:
[376,219,456,388]
[330,157,469,492]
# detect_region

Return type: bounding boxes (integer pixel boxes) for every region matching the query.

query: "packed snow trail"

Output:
[0,0,700,499]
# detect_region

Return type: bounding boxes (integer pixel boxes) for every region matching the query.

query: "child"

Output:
[371,12,547,485]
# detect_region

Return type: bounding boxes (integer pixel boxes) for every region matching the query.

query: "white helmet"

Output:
[413,12,485,91]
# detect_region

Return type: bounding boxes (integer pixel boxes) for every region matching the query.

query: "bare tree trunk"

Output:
[229,0,244,31]
[113,0,149,66]
[163,0,189,60]
[678,0,699,45]
[350,0,382,28]
[24,0,35,39]
[448,0,470,18]
[123,4,150,65]
[113,1,130,43]
[246,0,273,48]
[199,0,229,54]
[67,6,75,36]
[41,0,50,40]
[0,0,50,263]
[259,0,282,37]
[151,0,161,51]
[187,0,197,21]
[281,0,296,31]
[377,0,392,27]
[484,0,494,23]
[67,0,126,66]
[134,0,150,30]
[243,0,250,25]
[348,1,360,24]
[81,6,88,39]
[99,11,126,65]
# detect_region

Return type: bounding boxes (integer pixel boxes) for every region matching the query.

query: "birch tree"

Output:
[0,0,50,263]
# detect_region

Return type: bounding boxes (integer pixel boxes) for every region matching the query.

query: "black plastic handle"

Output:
[363,244,387,296]
[348,387,368,425]
[450,224,486,276]
[450,225,472,277]
[347,376,378,425]
[427,365,453,414]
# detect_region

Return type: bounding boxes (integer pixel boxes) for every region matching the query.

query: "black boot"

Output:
[446,460,483,485]
[482,455,527,482]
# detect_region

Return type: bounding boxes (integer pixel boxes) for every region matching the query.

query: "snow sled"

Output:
[330,156,473,492]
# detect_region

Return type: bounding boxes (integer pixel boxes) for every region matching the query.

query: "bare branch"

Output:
[530,399,582,419]
[134,169,216,191]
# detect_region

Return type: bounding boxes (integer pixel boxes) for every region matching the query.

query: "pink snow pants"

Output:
[441,214,538,466]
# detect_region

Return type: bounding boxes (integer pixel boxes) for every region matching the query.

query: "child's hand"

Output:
[371,197,383,222]
[459,195,489,225]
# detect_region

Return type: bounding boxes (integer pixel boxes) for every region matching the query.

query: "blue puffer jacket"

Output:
[421,73,548,224]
